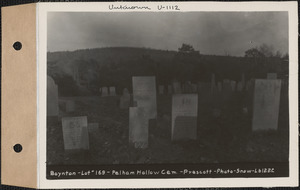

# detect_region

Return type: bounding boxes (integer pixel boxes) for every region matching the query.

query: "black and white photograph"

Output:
[46,9,291,180]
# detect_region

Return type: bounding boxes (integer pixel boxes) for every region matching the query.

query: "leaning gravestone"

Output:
[158,85,164,95]
[129,107,148,148]
[252,79,281,130]
[172,94,198,141]
[102,87,108,96]
[120,88,130,109]
[47,76,59,116]
[267,73,277,79]
[66,100,75,113]
[173,82,182,94]
[132,76,157,119]
[62,116,89,150]
[109,86,116,96]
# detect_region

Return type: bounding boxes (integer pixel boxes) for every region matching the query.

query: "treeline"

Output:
[47,46,288,96]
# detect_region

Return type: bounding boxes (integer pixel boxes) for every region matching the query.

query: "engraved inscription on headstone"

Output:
[102,87,108,96]
[267,73,277,79]
[62,116,89,150]
[172,94,198,140]
[172,82,182,94]
[120,88,130,109]
[252,79,281,130]
[132,76,157,119]
[129,107,148,148]
[109,86,116,96]
[47,76,59,116]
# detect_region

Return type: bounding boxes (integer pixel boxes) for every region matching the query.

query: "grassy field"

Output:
[47,88,289,165]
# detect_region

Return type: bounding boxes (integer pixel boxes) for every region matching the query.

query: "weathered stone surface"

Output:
[62,116,89,150]
[252,79,281,130]
[129,107,148,148]
[172,94,198,140]
[132,76,157,119]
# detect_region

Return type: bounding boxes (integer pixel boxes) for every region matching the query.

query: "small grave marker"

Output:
[109,86,116,96]
[62,116,89,150]
[172,94,198,141]
[120,88,130,109]
[102,87,108,96]
[129,107,148,148]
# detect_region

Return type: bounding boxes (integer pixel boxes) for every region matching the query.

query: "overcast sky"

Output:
[47,12,288,56]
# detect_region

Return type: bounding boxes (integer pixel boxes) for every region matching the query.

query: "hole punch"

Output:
[13,144,23,153]
[13,41,22,50]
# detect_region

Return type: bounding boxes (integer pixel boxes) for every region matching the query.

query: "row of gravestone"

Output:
[100,86,116,96]
[47,75,282,151]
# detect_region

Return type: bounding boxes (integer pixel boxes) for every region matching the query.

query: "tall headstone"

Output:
[62,116,89,150]
[267,73,277,79]
[172,94,198,141]
[102,87,108,96]
[132,76,157,119]
[158,85,164,95]
[129,107,148,148]
[120,88,130,109]
[47,76,59,116]
[109,86,116,96]
[66,100,75,113]
[167,85,172,94]
[173,82,182,94]
[252,79,281,130]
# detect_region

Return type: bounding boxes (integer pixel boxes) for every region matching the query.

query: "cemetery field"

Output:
[47,91,289,165]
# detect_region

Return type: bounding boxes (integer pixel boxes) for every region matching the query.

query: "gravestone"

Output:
[158,85,164,95]
[217,82,222,92]
[120,88,130,109]
[172,94,198,140]
[102,87,108,96]
[129,107,148,148]
[66,100,75,113]
[252,79,281,130]
[62,116,89,150]
[132,76,157,119]
[47,76,59,116]
[109,86,116,96]
[167,85,172,94]
[230,81,236,91]
[267,73,277,79]
[88,123,99,133]
[173,82,182,94]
